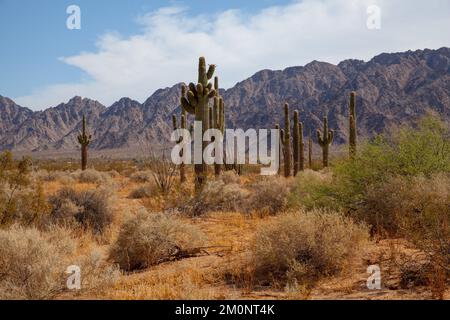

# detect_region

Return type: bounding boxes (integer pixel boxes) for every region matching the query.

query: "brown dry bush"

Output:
[220,171,241,184]
[70,169,113,185]
[129,184,156,199]
[48,186,114,234]
[363,174,450,298]
[0,225,118,300]
[109,210,206,271]
[183,180,247,216]
[250,209,368,288]
[130,170,153,183]
[245,176,290,215]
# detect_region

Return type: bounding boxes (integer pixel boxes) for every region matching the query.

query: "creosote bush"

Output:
[184,180,247,216]
[252,209,368,288]
[129,184,155,199]
[49,186,114,234]
[109,210,205,271]
[0,225,118,299]
[246,176,290,215]
[71,169,113,185]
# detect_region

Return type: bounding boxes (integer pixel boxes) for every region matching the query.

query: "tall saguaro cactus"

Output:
[172,110,187,183]
[77,114,91,171]
[280,103,292,177]
[211,76,225,177]
[293,111,300,176]
[308,131,313,169]
[275,124,282,175]
[317,116,334,168]
[299,121,305,171]
[180,57,216,192]
[349,91,357,159]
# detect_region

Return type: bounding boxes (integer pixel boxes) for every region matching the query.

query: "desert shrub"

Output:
[245,176,290,215]
[363,174,450,298]
[220,170,241,184]
[288,115,450,213]
[130,170,153,183]
[0,225,118,299]
[48,186,114,234]
[0,152,50,226]
[129,184,155,199]
[252,209,368,288]
[288,169,335,210]
[71,169,113,185]
[0,225,75,299]
[183,180,247,216]
[146,156,177,194]
[109,211,205,271]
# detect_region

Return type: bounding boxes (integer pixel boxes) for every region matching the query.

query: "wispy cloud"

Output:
[15,0,450,109]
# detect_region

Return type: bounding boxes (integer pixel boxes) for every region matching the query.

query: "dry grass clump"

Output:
[220,171,241,184]
[129,184,156,199]
[362,174,450,298]
[245,176,290,215]
[130,170,153,183]
[109,210,206,271]
[48,186,114,234]
[183,180,247,216]
[0,225,118,299]
[70,169,113,185]
[251,209,368,288]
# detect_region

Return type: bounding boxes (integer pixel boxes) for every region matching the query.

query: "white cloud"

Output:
[15,0,450,110]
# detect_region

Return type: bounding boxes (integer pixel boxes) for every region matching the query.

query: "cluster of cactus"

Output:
[180,57,217,192]
[77,114,91,171]
[277,103,305,177]
[317,116,334,168]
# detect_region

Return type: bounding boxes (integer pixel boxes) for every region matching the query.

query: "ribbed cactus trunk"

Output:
[317,116,334,168]
[172,110,187,183]
[77,115,91,171]
[275,124,282,175]
[212,76,225,177]
[180,57,216,192]
[308,131,313,169]
[349,92,357,159]
[281,103,292,177]
[293,111,300,176]
[299,121,305,171]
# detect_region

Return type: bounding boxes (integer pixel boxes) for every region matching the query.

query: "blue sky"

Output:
[0,0,290,100]
[1,0,449,109]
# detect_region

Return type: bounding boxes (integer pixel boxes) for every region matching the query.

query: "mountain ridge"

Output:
[1,47,450,153]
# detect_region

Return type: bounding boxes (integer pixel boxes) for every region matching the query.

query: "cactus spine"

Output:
[293,111,300,176]
[180,57,216,192]
[349,92,357,159]
[77,114,91,171]
[172,108,187,183]
[317,116,334,168]
[280,103,292,177]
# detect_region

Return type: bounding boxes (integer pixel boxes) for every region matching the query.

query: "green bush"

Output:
[290,115,450,212]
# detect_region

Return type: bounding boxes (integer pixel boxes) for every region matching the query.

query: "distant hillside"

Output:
[1,47,449,155]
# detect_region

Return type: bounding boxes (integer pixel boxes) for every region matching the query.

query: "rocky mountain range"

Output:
[1,47,450,156]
